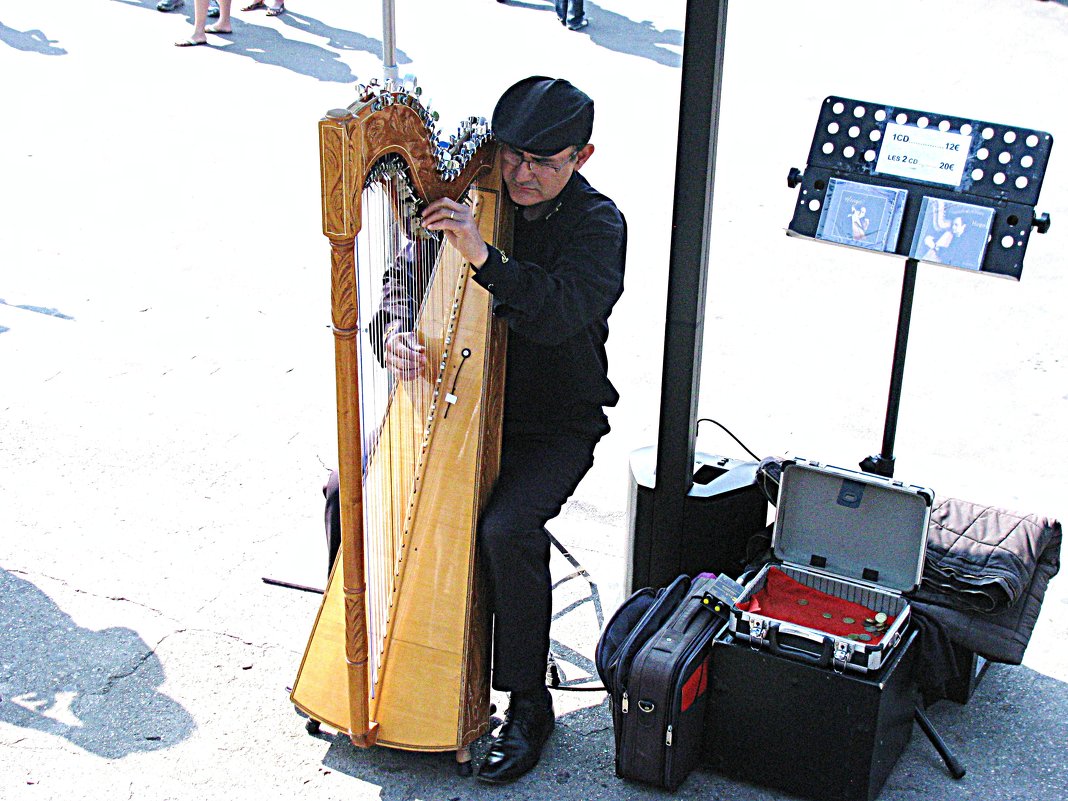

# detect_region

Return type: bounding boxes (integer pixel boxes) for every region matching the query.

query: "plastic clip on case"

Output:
[729,458,933,673]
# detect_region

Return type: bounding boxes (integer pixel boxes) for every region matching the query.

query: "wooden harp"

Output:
[291,81,512,768]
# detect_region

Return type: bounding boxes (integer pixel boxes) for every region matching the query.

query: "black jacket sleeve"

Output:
[472,196,626,345]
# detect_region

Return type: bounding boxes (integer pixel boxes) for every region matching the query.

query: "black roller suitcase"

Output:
[599,574,728,790]
[596,574,694,714]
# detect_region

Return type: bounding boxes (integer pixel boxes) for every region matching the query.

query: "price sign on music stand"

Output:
[787,96,1053,280]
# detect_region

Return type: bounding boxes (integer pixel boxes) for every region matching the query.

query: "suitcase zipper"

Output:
[622,691,629,714]
[660,638,707,786]
[659,613,718,783]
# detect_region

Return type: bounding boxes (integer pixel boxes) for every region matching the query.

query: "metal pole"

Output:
[860,257,918,478]
[381,0,398,82]
[650,0,729,578]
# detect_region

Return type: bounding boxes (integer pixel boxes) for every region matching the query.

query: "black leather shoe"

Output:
[477,691,555,784]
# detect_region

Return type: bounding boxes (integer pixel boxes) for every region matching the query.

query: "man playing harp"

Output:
[326,75,627,784]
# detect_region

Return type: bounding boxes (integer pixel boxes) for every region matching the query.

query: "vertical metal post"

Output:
[650,0,729,577]
[381,0,398,82]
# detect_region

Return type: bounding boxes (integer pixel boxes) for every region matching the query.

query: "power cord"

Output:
[696,417,761,461]
[696,417,781,507]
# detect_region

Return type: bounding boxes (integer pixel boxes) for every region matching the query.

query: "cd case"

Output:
[909,197,995,271]
[815,178,907,253]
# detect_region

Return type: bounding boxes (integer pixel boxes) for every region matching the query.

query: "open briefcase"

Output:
[705,458,935,801]
[729,458,933,673]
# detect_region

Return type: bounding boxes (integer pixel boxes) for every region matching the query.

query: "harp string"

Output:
[353,156,464,696]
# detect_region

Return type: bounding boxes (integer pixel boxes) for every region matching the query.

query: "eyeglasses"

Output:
[500,145,578,178]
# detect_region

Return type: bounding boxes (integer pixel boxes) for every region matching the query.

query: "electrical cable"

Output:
[695,417,761,461]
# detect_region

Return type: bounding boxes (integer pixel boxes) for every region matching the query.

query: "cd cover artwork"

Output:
[815,178,908,253]
[909,197,995,272]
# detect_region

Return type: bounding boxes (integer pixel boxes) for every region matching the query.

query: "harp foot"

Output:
[305,718,322,734]
[456,746,473,777]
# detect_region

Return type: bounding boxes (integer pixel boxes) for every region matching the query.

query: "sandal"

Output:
[266,3,285,15]
[241,1,266,10]
[205,24,232,34]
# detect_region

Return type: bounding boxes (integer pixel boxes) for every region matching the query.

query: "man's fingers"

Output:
[384,333,426,380]
[418,199,487,266]
[422,198,469,229]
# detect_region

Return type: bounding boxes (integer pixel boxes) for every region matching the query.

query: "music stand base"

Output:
[860,453,896,478]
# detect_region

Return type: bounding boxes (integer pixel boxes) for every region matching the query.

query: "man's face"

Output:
[500,144,594,208]
[951,217,966,236]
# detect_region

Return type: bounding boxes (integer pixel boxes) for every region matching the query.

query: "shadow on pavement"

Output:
[0,569,195,758]
[498,0,683,67]
[0,299,75,336]
[276,10,412,65]
[112,0,408,83]
[307,699,610,797]
[0,21,68,55]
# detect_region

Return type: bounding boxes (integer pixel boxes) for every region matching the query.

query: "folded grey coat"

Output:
[907,497,1062,664]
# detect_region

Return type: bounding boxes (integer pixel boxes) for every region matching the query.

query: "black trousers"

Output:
[323,419,606,696]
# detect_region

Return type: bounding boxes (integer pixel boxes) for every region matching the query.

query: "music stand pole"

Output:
[860,257,919,479]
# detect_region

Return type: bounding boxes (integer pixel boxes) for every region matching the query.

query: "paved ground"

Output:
[1,1,1066,799]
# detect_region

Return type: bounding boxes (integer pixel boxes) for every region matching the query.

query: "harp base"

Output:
[457,746,473,776]
[349,721,380,749]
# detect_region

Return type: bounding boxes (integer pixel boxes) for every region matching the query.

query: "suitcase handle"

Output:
[766,623,834,669]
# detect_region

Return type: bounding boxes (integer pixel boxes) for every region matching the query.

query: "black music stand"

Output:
[787,96,1053,477]
[785,95,1054,779]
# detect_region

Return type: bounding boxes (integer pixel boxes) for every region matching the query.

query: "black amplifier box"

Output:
[625,446,769,593]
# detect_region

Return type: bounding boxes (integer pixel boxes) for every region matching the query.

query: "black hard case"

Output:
[602,574,727,790]
[730,458,933,672]
[705,627,919,801]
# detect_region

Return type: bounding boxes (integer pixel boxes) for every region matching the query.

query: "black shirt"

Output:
[473,171,627,433]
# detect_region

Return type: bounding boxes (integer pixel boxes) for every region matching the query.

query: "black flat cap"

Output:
[492,76,594,157]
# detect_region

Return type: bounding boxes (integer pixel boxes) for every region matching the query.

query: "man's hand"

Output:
[421,197,489,268]
[384,330,426,381]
